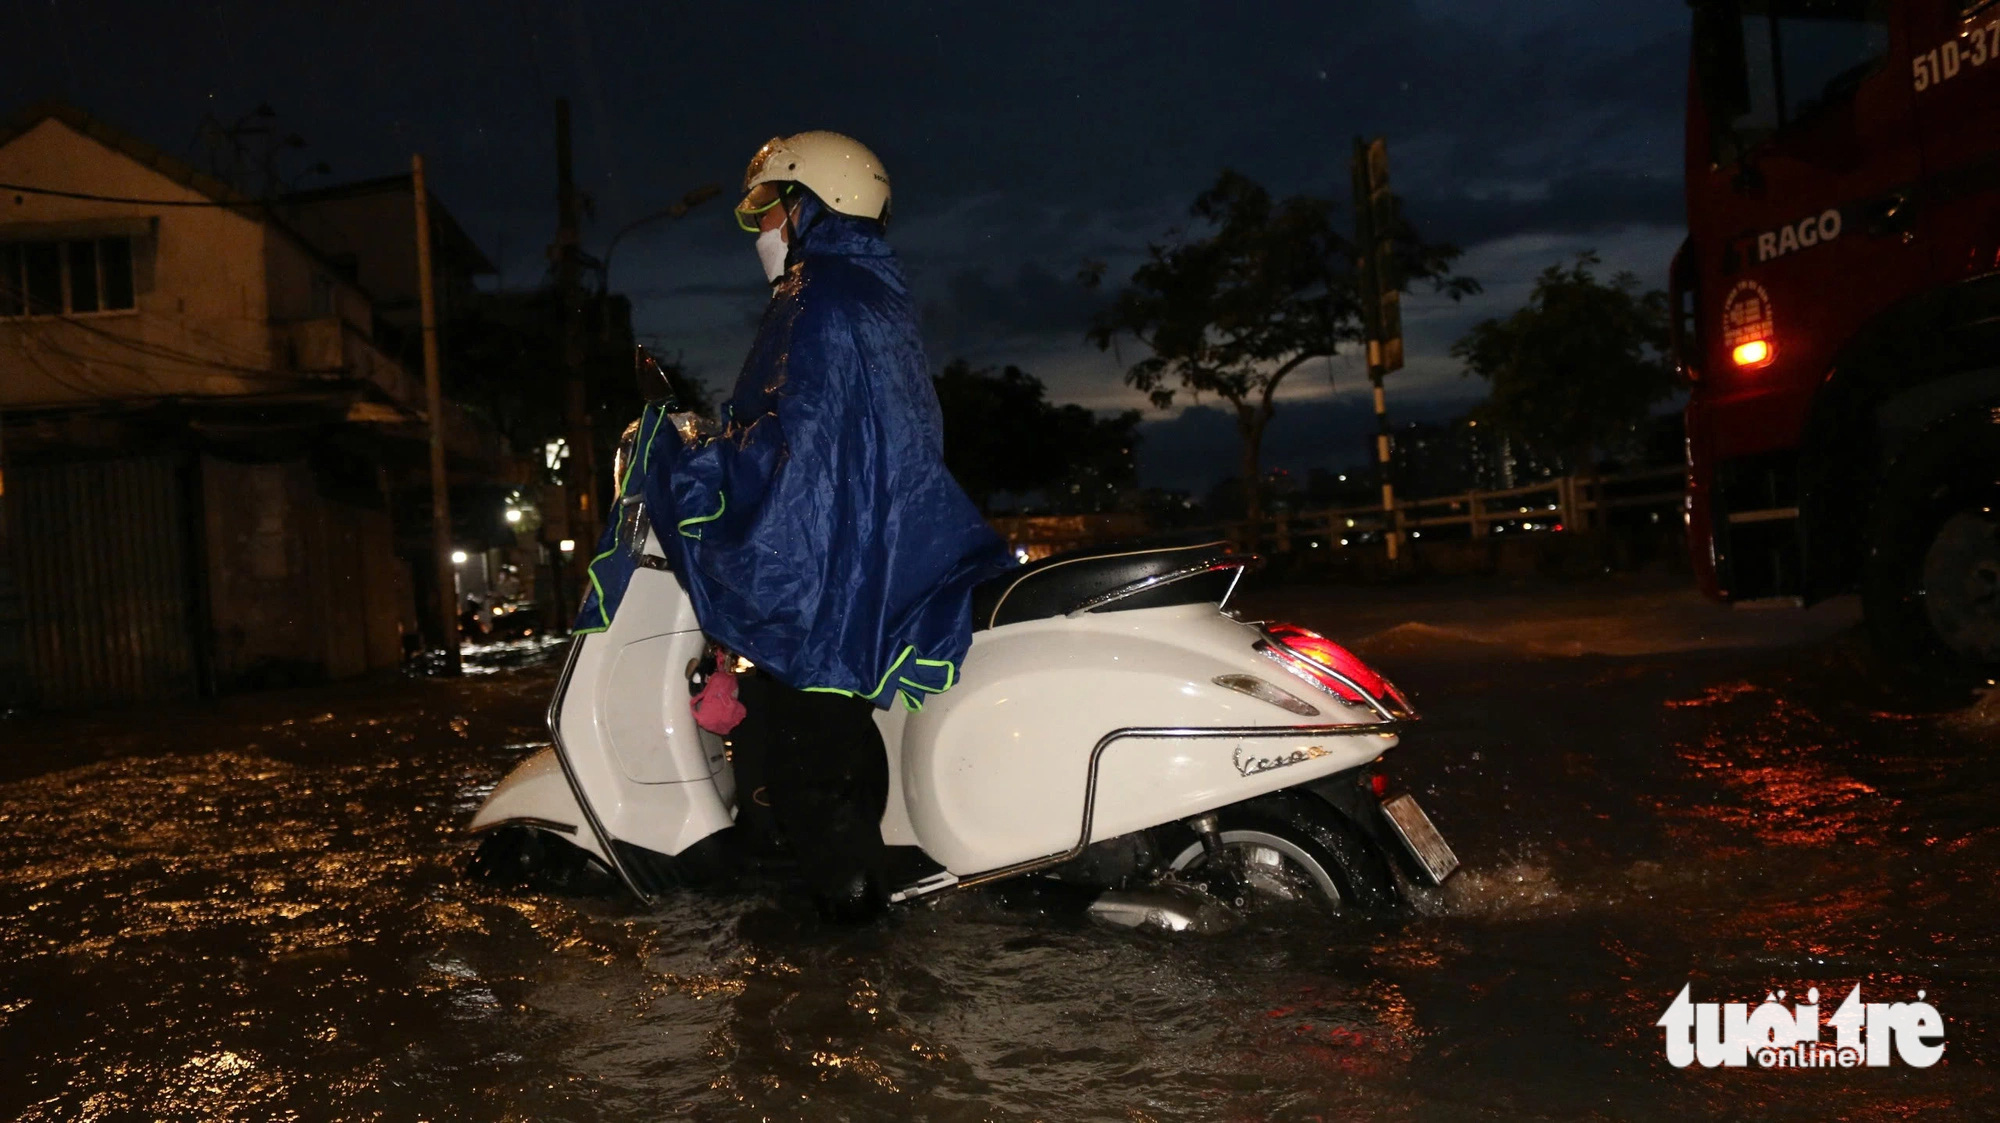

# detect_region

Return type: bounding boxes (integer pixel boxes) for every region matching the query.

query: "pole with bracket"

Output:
[554,99,599,618]
[413,153,461,675]
[1352,136,1405,566]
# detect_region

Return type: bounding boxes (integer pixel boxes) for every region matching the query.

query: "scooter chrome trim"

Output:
[1254,639,1410,723]
[1219,565,1246,612]
[465,815,579,837]
[952,719,1408,890]
[1065,558,1255,618]
[888,869,960,902]
[544,636,657,902]
[1210,673,1320,717]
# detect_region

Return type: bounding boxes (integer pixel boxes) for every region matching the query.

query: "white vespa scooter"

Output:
[469,426,1459,927]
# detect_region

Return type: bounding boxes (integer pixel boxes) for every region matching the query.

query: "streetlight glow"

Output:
[450,550,468,565]
[504,508,522,524]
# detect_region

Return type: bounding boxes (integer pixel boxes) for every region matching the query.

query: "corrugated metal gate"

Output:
[9,455,198,706]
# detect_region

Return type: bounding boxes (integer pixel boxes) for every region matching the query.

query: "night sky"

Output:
[3,1,1689,492]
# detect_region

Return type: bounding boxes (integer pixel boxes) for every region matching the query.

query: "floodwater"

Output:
[2,580,1995,1121]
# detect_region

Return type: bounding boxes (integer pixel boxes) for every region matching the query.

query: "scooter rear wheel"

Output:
[1161,792,1397,913]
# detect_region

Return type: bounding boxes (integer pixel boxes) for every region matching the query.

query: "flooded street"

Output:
[2,576,1995,1121]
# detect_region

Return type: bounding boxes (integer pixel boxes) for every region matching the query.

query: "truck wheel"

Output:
[1161,791,1397,913]
[1863,411,2000,679]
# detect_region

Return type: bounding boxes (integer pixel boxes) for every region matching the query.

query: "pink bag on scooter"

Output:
[690,651,747,735]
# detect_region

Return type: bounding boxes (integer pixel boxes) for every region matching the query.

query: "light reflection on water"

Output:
[0,642,1995,1120]
[1655,683,1895,851]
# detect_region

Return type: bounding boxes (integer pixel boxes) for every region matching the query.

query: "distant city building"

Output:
[1383,417,1564,500]
[1303,467,1375,507]
[1382,410,1681,502]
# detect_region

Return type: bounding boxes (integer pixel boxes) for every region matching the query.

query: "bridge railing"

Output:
[994,467,1689,560]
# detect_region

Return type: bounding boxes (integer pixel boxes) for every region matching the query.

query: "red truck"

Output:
[1676,0,2000,676]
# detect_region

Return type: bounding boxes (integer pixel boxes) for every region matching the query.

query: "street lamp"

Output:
[451,550,468,565]
[597,184,723,331]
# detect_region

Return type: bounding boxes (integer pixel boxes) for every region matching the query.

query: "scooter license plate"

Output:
[1380,792,1459,885]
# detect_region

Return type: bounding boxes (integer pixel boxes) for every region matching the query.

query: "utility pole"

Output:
[1352,136,1405,566]
[413,154,461,675]
[554,99,598,611]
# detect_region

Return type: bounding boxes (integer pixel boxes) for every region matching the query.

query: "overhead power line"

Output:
[0,181,263,208]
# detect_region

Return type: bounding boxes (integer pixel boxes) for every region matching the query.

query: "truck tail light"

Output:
[1256,622,1413,717]
[1731,339,1773,368]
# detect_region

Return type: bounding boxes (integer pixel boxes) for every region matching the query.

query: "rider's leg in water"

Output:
[760,681,890,921]
[726,671,784,856]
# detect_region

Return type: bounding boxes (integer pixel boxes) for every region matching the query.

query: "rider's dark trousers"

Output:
[734,670,889,911]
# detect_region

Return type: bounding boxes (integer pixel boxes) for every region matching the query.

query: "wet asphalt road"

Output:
[1,574,1995,1121]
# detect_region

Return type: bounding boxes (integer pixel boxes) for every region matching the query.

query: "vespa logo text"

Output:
[1657,984,1944,1069]
[1233,743,1329,777]
[1754,209,1842,264]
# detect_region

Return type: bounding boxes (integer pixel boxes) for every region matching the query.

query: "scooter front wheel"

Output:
[467,825,621,897]
[1161,792,1397,913]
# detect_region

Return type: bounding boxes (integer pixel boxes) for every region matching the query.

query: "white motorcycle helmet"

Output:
[735,131,892,230]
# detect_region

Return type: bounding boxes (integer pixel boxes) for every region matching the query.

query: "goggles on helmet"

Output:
[734,182,794,233]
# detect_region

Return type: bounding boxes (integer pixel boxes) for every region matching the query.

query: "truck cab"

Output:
[1680,0,2000,674]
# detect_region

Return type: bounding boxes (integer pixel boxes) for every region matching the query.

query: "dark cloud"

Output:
[1409,172,1684,248]
[2,0,1693,490]
[921,262,1104,359]
[627,279,770,303]
[1,1,1688,253]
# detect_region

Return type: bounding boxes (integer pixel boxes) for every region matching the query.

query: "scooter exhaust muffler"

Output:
[1086,882,1239,935]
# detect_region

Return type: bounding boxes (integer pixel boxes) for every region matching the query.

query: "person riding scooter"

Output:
[642,131,1011,921]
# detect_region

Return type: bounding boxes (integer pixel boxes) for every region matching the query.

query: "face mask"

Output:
[755,226,788,284]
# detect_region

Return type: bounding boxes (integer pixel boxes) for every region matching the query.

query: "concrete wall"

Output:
[200,455,412,688]
[262,223,371,334]
[278,186,482,328]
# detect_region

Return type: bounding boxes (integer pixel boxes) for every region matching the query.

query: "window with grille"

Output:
[0,236,137,318]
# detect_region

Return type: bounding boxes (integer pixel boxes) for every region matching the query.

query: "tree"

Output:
[1451,252,1677,474]
[1085,169,1475,522]
[933,359,1141,514]
[1042,397,1142,514]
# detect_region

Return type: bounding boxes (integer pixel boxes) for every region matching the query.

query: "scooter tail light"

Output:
[1256,622,1414,718]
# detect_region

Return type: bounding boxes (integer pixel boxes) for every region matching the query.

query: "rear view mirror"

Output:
[1694,0,1753,136]
[634,345,679,410]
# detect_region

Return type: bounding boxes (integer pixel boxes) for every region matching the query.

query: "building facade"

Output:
[0,101,507,706]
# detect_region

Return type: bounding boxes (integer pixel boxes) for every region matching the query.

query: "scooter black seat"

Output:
[970,540,1242,631]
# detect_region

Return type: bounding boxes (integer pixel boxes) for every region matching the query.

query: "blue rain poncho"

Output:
[575,194,1010,710]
